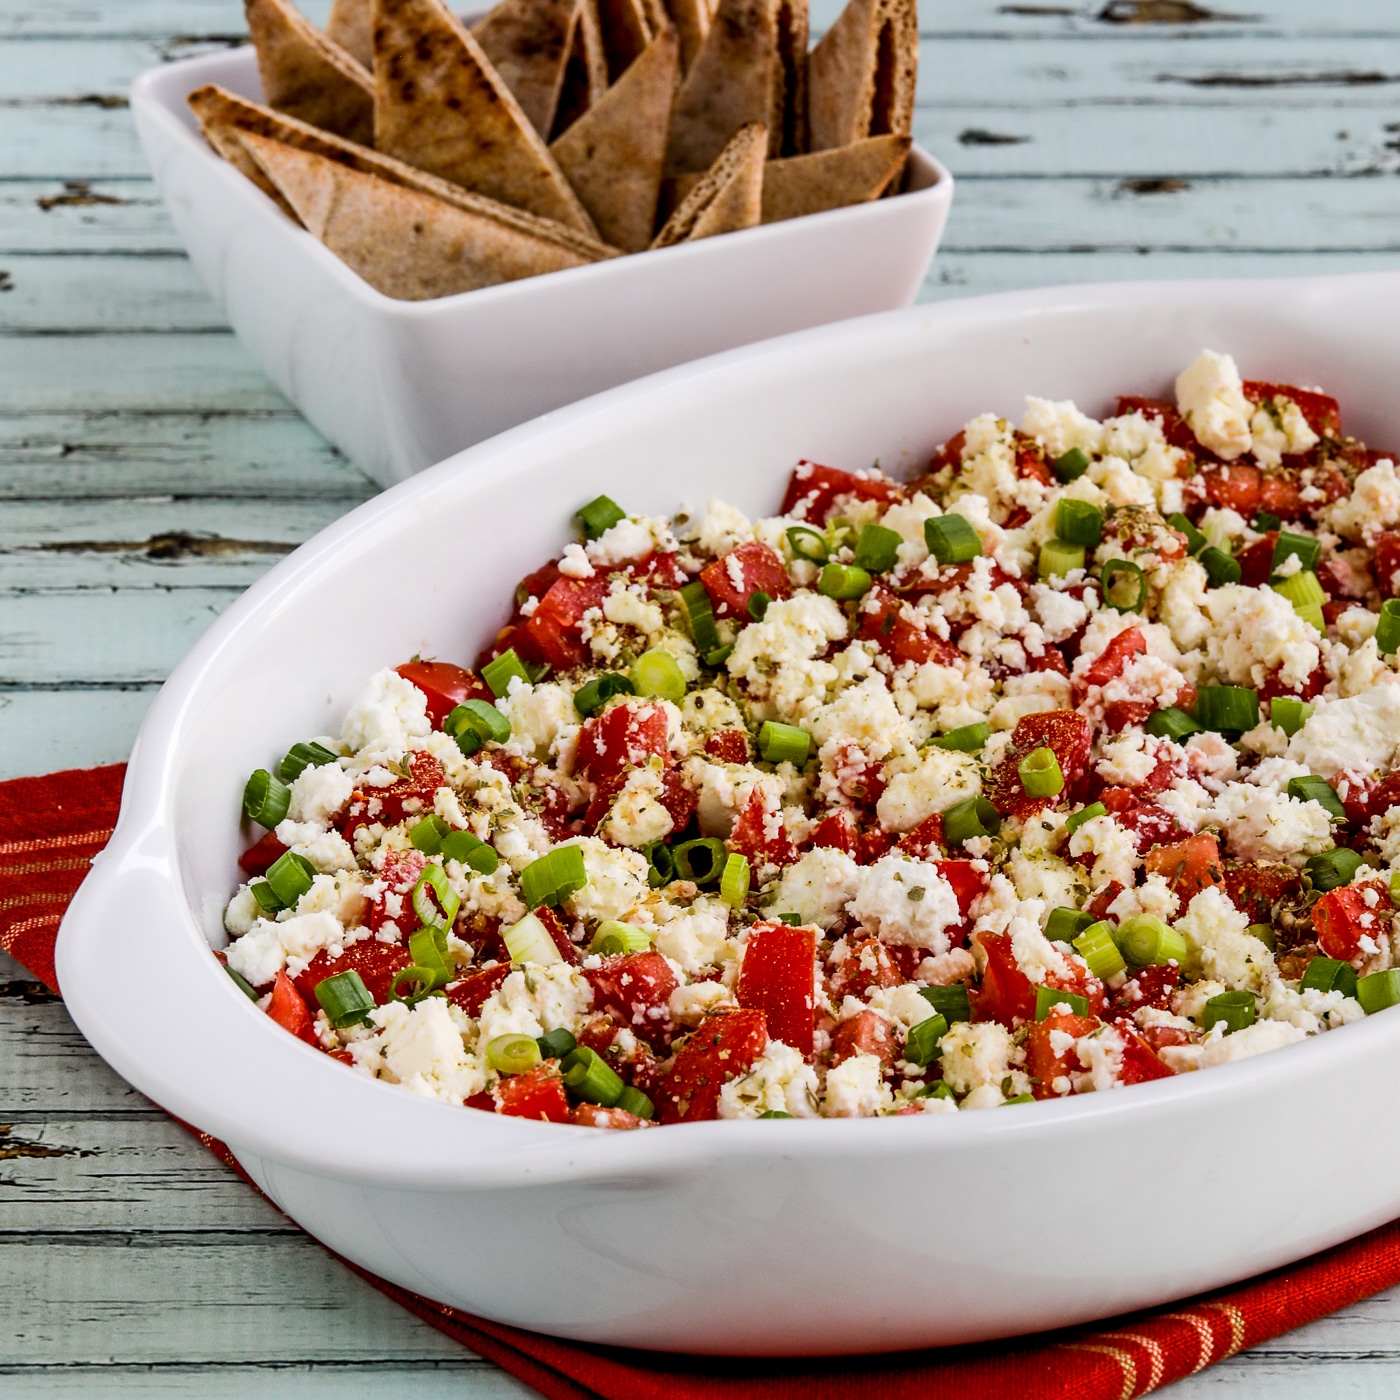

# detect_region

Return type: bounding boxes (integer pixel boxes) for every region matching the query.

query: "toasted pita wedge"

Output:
[234,131,598,298]
[550,29,678,251]
[372,0,599,236]
[664,0,807,176]
[807,0,917,152]
[653,120,764,247]
[245,0,374,144]
[326,0,374,69]
[473,0,582,137]
[551,0,610,137]
[664,0,715,72]
[595,0,652,80]
[188,84,618,263]
[760,133,909,222]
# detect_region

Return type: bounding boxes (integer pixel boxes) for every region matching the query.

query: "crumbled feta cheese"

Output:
[560,837,651,923]
[1175,886,1274,991]
[341,668,431,758]
[1175,349,1253,460]
[720,1041,820,1117]
[1287,685,1400,779]
[821,1052,893,1117]
[350,998,485,1104]
[875,746,980,832]
[771,846,861,930]
[1196,1018,1306,1068]
[939,1021,1021,1097]
[847,853,963,953]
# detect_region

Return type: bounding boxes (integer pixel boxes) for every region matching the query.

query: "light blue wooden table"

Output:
[5,1,1400,1394]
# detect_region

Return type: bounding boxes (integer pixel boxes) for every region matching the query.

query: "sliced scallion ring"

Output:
[1286,774,1344,821]
[928,721,989,752]
[1377,599,1400,656]
[389,965,439,1006]
[630,648,686,701]
[757,720,810,765]
[1300,955,1359,1000]
[503,911,565,966]
[1055,499,1104,549]
[264,851,316,908]
[1052,447,1090,483]
[678,579,720,652]
[1358,969,1400,1015]
[589,920,652,955]
[1193,685,1259,736]
[1114,915,1188,968]
[1045,907,1094,944]
[561,1046,625,1106]
[314,969,376,1027]
[1167,512,1207,555]
[817,562,872,600]
[242,769,291,828]
[481,648,529,698]
[1065,802,1106,835]
[616,1086,655,1119]
[1073,921,1126,981]
[536,1027,577,1059]
[747,590,772,622]
[903,1012,949,1067]
[440,828,499,875]
[853,522,902,574]
[519,845,588,909]
[1101,558,1146,612]
[785,525,829,564]
[576,495,625,540]
[409,814,449,855]
[1202,990,1257,1035]
[1200,546,1241,589]
[1272,529,1321,576]
[408,926,453,988]
[412,864,460,934]
[486,1033,543,1075]
[1038,540,1085,580]
[1270,696,1313,736]
[643,841,675,889]
[673,838,727,886]
[919,982,971,1022]
[1018,746,1065,799]
[1306,847,1363,892]
[942,795,1001,846]
[720,852,751,908]
[924,514,983,565]
[277,740,338,785]
[573,671,635,719]
[1034,985,1088,1021]
[1145,706,1202,742]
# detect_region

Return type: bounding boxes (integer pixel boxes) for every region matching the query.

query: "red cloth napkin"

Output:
[5,761,1399,1399]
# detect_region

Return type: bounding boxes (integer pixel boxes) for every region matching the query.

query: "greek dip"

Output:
[223,350,1400,1127]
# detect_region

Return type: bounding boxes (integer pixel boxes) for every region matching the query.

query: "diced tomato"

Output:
[340,752,444,839]
[826,740,887,809]
[266,970,317,1044]
[1256,472,1308,522]
[898,813,944,859]
[584,951,679,1050]
[570,1103,649,1130]
[1119,1029,1174,1085]
[926,430,967,477]
[1086,882,1124,921]
[576,701,670,781]
[1313,880,1392,964]
[657,1009,769,1123]
[1201,463,1262,516]
[395,660,491,729]
[464,1091,497,1113]
[628,551,688,588]
[238,830,287,876]
[1257,661,1327,704]
[830,1009,896,1067]
[827,936,899,1001]
[858,827,895,865]
[935,859,988,916]
[515,559,563,609]
[1237,533,1277,589]
[704,729,750,764]
[447,963,511,1016]
[986,710,1093,818]
[495,1063,572,1123]
[364,847,427,934]
[1243,380,1341,438]
[1222,861,1302,924]
[1116,803,1190,854]
[1032,647,1069,677]
[810,808,860,856]
[1111,963,1180,1016]
[737,923,817,1055]
[1114,395,1177,427]
[1102,701,1155,734]
[700,541,793,620]
[728,786,798,869]
[1079,627,1146,691]
[1014,435,1054,487]
[1025,1010,1098,1099]
[974,932,1037,1027]
[780,461,904,525]
[857,586,960,667]
[1143,832,1225,903]
[513,573,612,669]
[532,907,579,965]
[294,939,412,1007]
[588,767,694,838]
[1372,532,1400,599]
[1137,1023,1194,1054]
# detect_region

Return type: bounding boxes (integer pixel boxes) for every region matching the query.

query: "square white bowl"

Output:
[131,47,953,488]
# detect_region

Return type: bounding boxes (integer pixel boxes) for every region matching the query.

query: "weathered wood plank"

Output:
[0,254,226,333]
[1171,1355,1400,1397]
[0,995,150,1113]
[0,688,154,779]
[0,183,175,254]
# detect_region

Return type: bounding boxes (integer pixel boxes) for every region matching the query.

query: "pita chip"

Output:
[664,0,807,176]
[472,0,583,137]
[664,0,716,72]
[244,0,374,145]
[187,84,618,264]
[594,0,652,80]
[233,130,599,298]
[761,133,909,222]
[653,120,765,247]
[325,0,374,69]
[372,0,600,236]
[550,0,610,137]
[550,28,679,251]
[807,0,917,152]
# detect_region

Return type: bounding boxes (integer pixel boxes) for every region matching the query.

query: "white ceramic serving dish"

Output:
[130,47,953,490]
[58,272,1400,1358]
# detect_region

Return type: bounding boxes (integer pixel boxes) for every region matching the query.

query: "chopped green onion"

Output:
[630,648,686,701]
[225,964,259,1000]
[672,838,727,885]
[1018,746,1065,799]
[903,1012,948,1067]
[1056,499,1104,549]
[1377,599,1400,657]
[616,1086,655,1120]
[758,1109,794,1118]
[1253,511,1282,534]
[919,982,971,1023]
[412,864,460,934]
[589,920,653,955]
[1038,540,1085,580]
[1305,846,1364,893]
[1035,985,1088,1020]
[773,912,803,926]
[1003,1093,1036,1106]
[1065,802,1106,835]
[388,964,438,1006]
[785,525,829,564]
[748,590,771,622]
[1272,570,1326,626]
[1074,920,1127,980]
[1392,870,1400,907]
[314,970,375,1028]
[1287,775,1344,821]
[924,514,983,565]
[923,1080,955,1101]
[486,1033,542,1075]
[577,495,625,540]
[643,841,675,889]
[928,722,989,752]
[1202,990,1257,1035]
[1358,969,1400,1015]
[440,828,500,875]
[243,769,291,828]
[562,1046,624,1106]
[525,660,551,684]
[409,814,449,855]
[1144,707,1202,743]
[1167,512,1207,555]
[519,844,588,909]
[817,562,872,600]
[264,850,316,908]
[503,911,565,965]
[408,926,453,988]
[1271,697,1313,736]
[1246,922,1276,951]
[1045,907,1094,944]
[277,740,338,785]
[720,852,750,907]
[705,644,734,667]
[1272,530,1320,575]
[250,879,283,914]
[537,1027,577,1059]
[453,698,512,748]
[481,648,529,698]
[1052,447,1090,483]
[678,579,720,652]
[1301,956,1359,999]
[573,671,635,719]
[1200,546,1241,588]
[943,795,1001,845]
[1101,558,1145,612]
[1193,685,1259,736]
[854,523,903,573]
[1114,915,1188,968]
[758,720,810,765]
